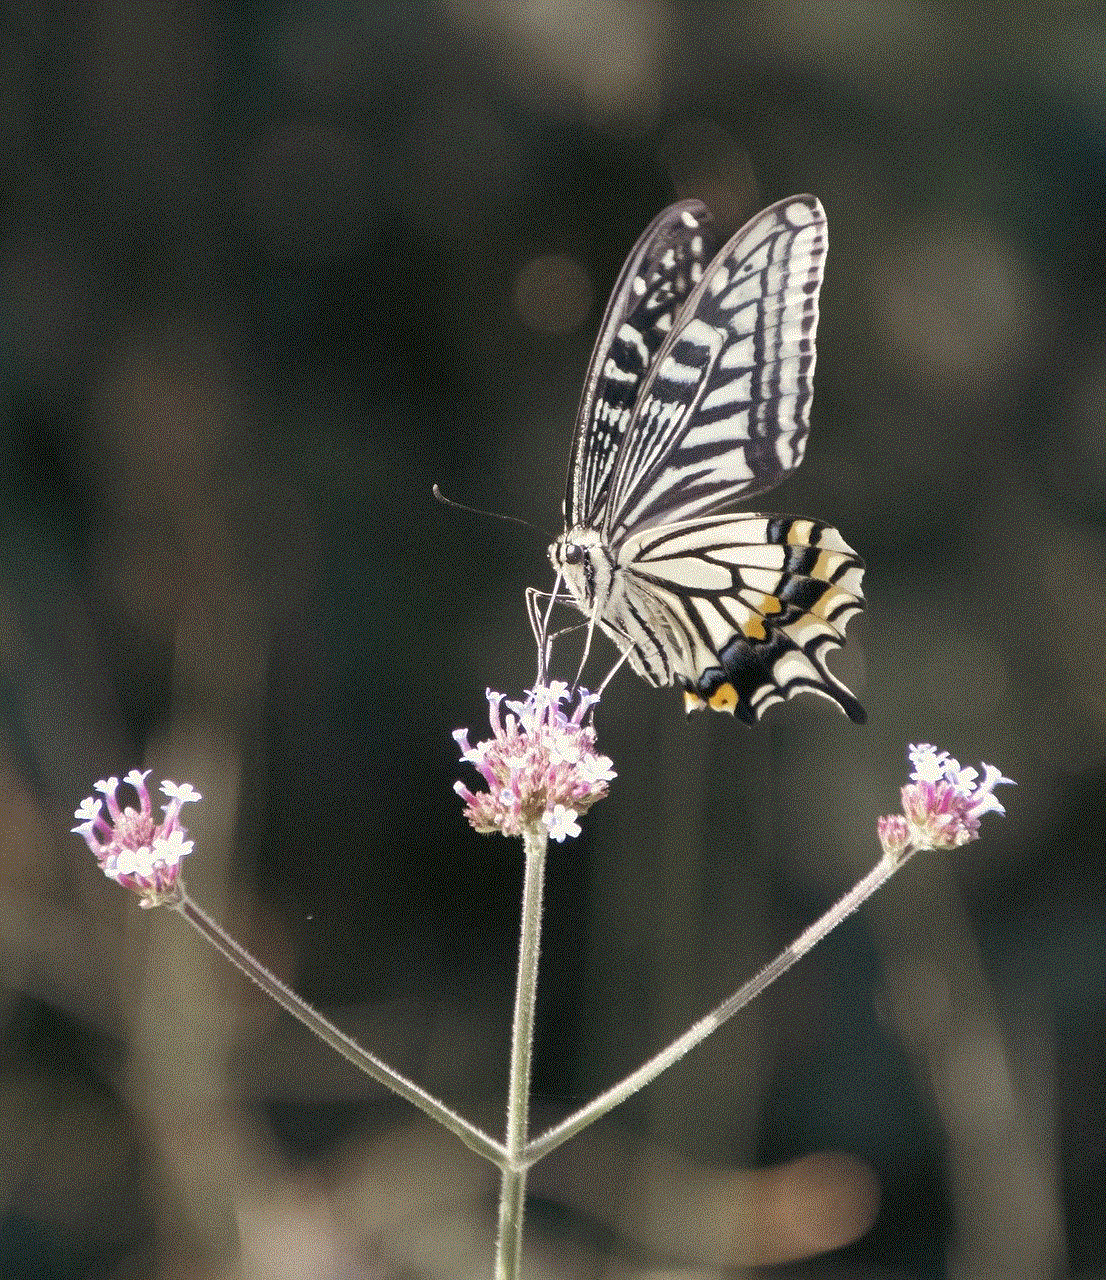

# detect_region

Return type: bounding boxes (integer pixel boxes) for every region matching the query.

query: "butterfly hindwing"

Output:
[567,200,716,529]
[603,196,827,543]
[616,514,865,723]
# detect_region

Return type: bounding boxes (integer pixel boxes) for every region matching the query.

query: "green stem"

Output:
[495,824,548,1279]
[172,889,505,1166]
[525,847,914,1165]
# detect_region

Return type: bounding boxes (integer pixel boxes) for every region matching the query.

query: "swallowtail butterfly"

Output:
[547,195,866,724]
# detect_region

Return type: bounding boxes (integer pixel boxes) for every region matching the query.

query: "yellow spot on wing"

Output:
[740,593,780,642]
[684,690,707,712]
[787,519,813,546]
[708,682,738,713]
[812,550,839,581]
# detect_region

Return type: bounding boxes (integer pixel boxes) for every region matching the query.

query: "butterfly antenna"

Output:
[433,484,552,541]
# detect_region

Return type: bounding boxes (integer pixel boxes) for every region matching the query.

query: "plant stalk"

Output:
[494,824,549,1279]
[172,890,505,1166]
[525,847,913,1164]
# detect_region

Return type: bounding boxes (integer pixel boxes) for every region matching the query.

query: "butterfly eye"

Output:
[564,544,584,565]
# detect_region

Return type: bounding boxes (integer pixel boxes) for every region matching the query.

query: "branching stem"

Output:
[172,891,505,1166]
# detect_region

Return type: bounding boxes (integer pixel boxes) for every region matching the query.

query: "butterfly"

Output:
[545,195,866,725]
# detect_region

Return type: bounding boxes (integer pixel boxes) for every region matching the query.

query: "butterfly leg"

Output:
[572,602,609,692]
[525,586,553,684]
[527,577,578,685]
[597,647,633,698]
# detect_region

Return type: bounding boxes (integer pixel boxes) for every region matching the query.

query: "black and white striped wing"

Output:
[566,200,716,529]
[614,514,865,724]
[603,196,827,545]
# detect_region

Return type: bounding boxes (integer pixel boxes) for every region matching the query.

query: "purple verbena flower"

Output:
[454,683,615,841]
[878,743,1013,858]
[73,769,202,907]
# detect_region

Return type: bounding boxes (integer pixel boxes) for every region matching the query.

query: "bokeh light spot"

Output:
[512,253,593,335]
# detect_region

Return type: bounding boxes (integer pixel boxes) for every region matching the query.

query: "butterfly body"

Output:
[550,195,865,725]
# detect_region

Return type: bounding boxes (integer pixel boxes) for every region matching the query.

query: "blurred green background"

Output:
[2,3,1104,1277]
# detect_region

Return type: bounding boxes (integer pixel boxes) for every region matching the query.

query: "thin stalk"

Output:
[525,847,914,1165]
[172,889,505,1166]
[494,824,549,1279]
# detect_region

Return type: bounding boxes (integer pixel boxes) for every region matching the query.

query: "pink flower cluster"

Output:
[73,770,202,907]
[454,683,615,841]
[878,743,1013,858]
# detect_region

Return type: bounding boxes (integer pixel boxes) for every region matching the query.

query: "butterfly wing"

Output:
[612,514,865,723]
[566,200,716,529]
[602,196,827,544]
[555,195,864,723]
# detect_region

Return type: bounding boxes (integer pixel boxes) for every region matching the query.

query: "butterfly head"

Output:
[549,527,613,615]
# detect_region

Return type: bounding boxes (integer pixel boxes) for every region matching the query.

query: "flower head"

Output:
[454,683,615,841]
[878,743,1013,859]
[73,770,202,907]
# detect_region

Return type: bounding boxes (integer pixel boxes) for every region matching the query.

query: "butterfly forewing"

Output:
[603,196,827,543]
[567,200,716,528]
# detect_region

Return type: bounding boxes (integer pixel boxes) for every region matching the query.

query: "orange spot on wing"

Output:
[708,682,738,713]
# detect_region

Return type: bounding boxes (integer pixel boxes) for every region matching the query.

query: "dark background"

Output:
[2,3,1104,1277]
